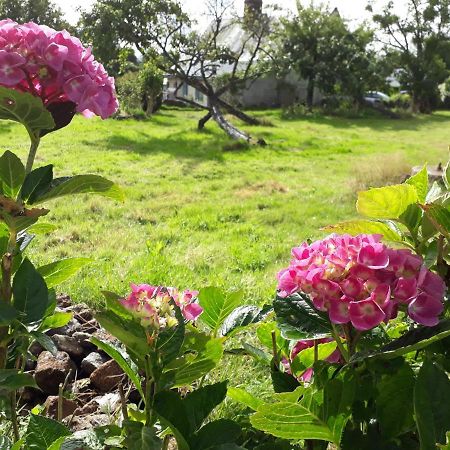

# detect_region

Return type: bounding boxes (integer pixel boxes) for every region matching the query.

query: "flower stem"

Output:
[25,137,40,174]
[331,324,349,363]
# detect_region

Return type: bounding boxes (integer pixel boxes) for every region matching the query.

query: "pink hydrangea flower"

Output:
[120,283,203,330]
[277,234,446,331]
[0,19,118,119]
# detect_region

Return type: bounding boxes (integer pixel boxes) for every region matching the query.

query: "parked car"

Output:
[364,91,391,105]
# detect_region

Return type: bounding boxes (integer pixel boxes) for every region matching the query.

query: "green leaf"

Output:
[39,312,73,331]
[183,382,228,432]
[12,258,49,324]
[193,419,241,450]
[19,165,53,204]
[123,421,162,450]
[0,370,37,390]
[406,165,428,203]
[273,293,332,340]
[443,156,450,190]
[24,415,70,450]
[30,331,58,355]
[199,287,244,335]
[291,341,337,374]
[91,337,144,400]
[153,391,190,450]
[32,175,124,204]
[37,258,92,289]
[376,362,415,438]
[0,86,54,140]
[165,330,223,387]
[156,303,185,365]
[219,305,270,337]
[271,369,300,393]
[322,220,403,242]
[421,203,450,239]
[0,151,25,198]
[0,302,19,326]
[414,360,450,449]
[26,222,57,235]
[47,437,67,450]
[351,321,450,362]
[251,402,335,442]
[95,310,149,360]
[357,184,418,219]
[227,387,264,411]
[256,321,289,355]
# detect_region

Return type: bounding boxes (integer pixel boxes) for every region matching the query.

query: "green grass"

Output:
[0,107,449,306]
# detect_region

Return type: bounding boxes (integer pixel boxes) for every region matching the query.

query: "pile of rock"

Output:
[22,296,131,431]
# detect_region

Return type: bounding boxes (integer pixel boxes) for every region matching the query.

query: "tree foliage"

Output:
[369,0,450,112]
[276,3,378,107]
[0,0,70,30]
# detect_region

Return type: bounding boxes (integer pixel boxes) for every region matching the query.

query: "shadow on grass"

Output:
[101,129,226,162]
[270,110,450,131]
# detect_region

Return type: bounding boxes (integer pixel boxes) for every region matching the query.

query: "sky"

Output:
[54,0,408,27]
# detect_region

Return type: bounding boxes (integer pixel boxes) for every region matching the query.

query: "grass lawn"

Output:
[0,107,449,306]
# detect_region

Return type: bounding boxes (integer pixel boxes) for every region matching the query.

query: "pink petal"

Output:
[329,296,351,324]
[358,243,389,269]
[182,303,203,321]
[393,277,418,303]
[349,298,386,331]
[408,293,444,326]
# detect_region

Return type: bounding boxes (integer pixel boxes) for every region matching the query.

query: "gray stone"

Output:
[35,351,76,395]
[46,318,81,337]
[51,334,85,359]
[81,352,110,375]
[73,332,96,351]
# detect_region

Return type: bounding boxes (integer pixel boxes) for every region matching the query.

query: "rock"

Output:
[77,399,98,415]
[46,318,81,337]
[96,393,121,414]
[51,335,85,359]
[90,360,124,392]
[92,328,118,346]
[81,352,110,375]
[70,378,91,394]
[68,414,110,432]
[73,332,96,351]
[19,386,46,406]
[35,351,76,395]
[29,341,44,356]
[44,396,78,420]
[57,295,72,308]
[69,304,94,322]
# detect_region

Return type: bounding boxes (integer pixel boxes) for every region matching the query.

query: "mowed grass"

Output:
[0,108,449,306]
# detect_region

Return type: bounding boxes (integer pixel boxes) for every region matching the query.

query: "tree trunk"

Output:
[306,77,315,109]
[211,105,250,142]
[216,98,260,125]
[198,111,213,129]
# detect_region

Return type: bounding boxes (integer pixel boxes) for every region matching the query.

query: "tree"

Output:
[79,0,273,142]
[0,0,70,29]
[276,3,377,108]
[368,0,450,113]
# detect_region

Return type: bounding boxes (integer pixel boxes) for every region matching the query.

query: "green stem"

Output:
[10,390,19,442]
[25,137,40,174]
[331,324,349,363]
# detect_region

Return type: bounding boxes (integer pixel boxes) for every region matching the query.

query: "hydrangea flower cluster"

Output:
[120,284,203,331]
[278,234,446,331]
[283,338,342,382]
[0,19,118,119]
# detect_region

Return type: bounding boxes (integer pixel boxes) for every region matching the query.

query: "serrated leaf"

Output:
[165,330,223,387]
[219,305,270,337]
[0,87,54,140]
[19,165,53,204]
[357,184,418,219]
[24,415,70,449]
[273,293,332,340]
[37,258,92,289]
[322,219,403,242]
[39,312,73,331]
[199,287,244,335]
[26,222,57,234]
[227,387,264,411]
[0,302,19,326]
[406,165,428,203]
[251,402,335,442]
[420,203,450,239]
[193,419,241,450]
[32,175,124,204]
[12,258,49,324]
[0,370,37,390]
[123,421,162,450]
[414,360,450,449]
[0,151,25,198]
[91,337,144,400]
